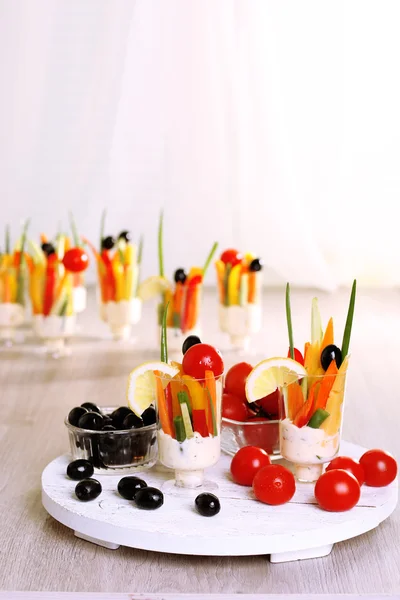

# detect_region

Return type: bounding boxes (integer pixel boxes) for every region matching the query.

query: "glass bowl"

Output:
[221,417,280,457]
[65,406,157,474]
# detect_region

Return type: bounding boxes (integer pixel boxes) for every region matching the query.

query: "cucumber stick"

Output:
[307,408,330,429]
[179,402,194,439]
[311,297,323,344]
[173,416,186,442]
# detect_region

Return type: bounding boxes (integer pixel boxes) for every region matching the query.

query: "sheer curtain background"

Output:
[1,0,399,290]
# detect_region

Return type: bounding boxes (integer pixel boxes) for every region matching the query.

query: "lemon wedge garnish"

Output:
[138,276,173,301]
[126,361,179,416]
[245,357,307,403]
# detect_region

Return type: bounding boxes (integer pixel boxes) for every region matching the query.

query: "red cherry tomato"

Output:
[182,343,224,379]
[253,464,296,505]
[222,392,249,422]
[62,248,89,273]
[326,456,365,486]
[314,469,360,511]
[224,362,253,402]
[220,249,243,267]
[287,347,304,366]
[359,449,398,487]
[256,388,280,417]
[230,446,271,486]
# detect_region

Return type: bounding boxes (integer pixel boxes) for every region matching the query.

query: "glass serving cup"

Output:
[65,406,157,473]
[0,264,25,346]
[158,281,202,353]
[221,417,280,456]
[97,261,142,341]
[154,371,223,489]
[279,364,349,482]
[32,314,76,357]
[217,271,262,351]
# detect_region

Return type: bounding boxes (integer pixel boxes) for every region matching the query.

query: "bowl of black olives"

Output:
[65,403,157,473]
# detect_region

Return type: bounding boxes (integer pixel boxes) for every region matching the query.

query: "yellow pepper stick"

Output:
[228,263,242,305]
[181,375,206,411]
[113,261,125,302]
[124,264,133,300]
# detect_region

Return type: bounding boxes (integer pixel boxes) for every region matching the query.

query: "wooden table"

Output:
[1,287,399,594]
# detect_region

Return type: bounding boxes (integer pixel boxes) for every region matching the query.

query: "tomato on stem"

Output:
[230,446,271,486]
[315,469,360,511]
[63,248,89,273]
[182,343,224,379]
[220,249,243,268]
[224,362,253,402]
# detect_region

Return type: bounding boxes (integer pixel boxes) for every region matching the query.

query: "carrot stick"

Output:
[170,378,183,419]
[304,341,311,362]
[313,359,338,411]
[248,272,256,303]
[154,371,173,436]
[204,370,217,433]
[293,381,320,428]
[287,382,304,421]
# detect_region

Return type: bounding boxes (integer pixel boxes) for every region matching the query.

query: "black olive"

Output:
[67,459,94,480]
[118,230,131,243]
[174,268,187,284]
[68,406,88,427]
[101,236,115,251]
[78,411,104,431]
[122,412,144,429]
[195,493,221,517]
[111,406,133,428]
[75,478,102,502]
[249,258,263,272]
[135,487,164,510]
[118,476,147,500]
[102,424,116,431]
[41,242,56,256]
[141,406,156,426]
[182,335,201,355]
[81,402,102,414]
[102,416,113,426]
[320,344,343,370]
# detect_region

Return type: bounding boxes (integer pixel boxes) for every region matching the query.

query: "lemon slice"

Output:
[245,357,307,402]
[138,276,173,301]
[126,361,179,416]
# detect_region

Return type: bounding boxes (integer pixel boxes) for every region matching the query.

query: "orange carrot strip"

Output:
[154,371,172,436]
[287,382,304,421]
[170,378,183,420]
[293,381,320,428]
[173,282,184,314]
[204,370,217,433]
[40,233,48,244]
[313,359,339,411]
[248,272,256,303]
[304,342,311,362]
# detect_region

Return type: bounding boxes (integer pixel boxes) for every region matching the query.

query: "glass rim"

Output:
[222,416,279,425]
[64,405,156,435]
[153,371,224,383]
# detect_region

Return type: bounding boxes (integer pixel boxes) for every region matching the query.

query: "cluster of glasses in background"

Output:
[0,212,264,357]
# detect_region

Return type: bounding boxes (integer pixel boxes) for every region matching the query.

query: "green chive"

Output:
[16,219,30,305]
[286,283,294,360]
[202,241,218,278]
[158,210,164,277]
[99,209,106,253]
[69,211,81,247]
[161,300,169,363]
[5,225,10,254]
[341,279,357,359]
[137,234,144,265]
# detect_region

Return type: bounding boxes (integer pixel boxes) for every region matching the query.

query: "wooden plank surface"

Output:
[0,287,399,594]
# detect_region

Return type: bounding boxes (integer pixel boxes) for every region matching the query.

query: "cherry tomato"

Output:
[243,419,279,455]
[253,464,296,505]
[314,469,360,511]
[256,388,280,417]
[230,446,271,486]
[224,362,253,402]
[287,347,304,366]
[62,248,89,273]
[220,249,243,267]
[359,449,398,487]
[326,456,365,486]
[222,392,249,422]
[182,343,224,379]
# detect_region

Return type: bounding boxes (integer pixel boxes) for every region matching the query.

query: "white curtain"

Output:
[1,0,400,290]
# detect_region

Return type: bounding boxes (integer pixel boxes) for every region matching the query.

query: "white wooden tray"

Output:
[41,440,398,563]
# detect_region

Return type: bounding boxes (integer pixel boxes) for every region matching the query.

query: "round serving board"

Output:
[42,440,398,563]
